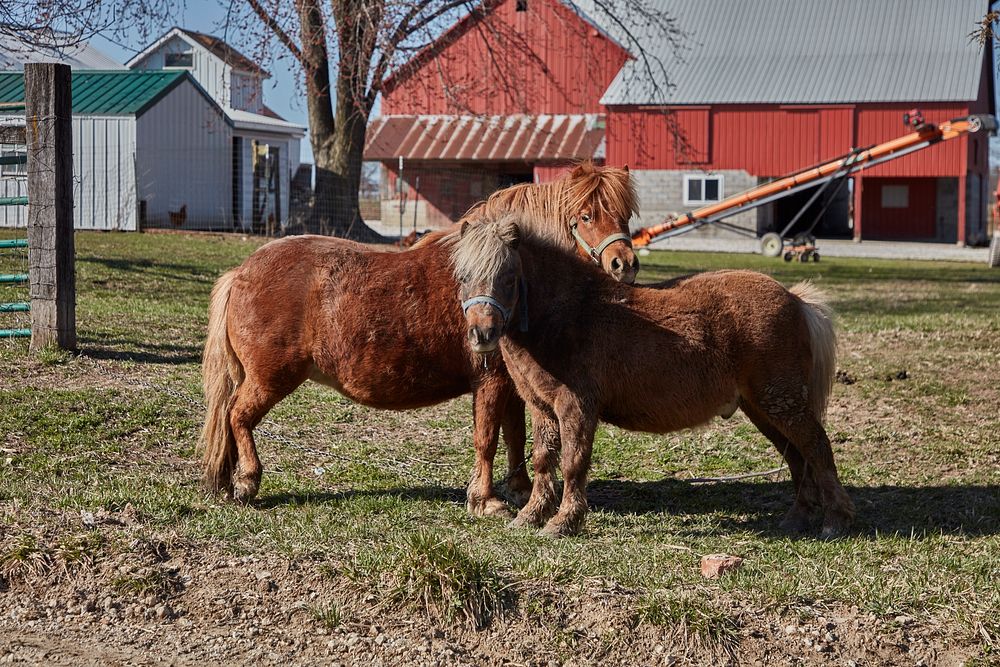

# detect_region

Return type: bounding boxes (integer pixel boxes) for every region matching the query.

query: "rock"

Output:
[784,625,797,635]
[700,554,744,579]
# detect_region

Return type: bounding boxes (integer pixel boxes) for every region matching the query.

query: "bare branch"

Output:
[245,0,304,62]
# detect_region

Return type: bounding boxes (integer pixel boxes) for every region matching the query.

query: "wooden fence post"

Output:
[25,63,75,351]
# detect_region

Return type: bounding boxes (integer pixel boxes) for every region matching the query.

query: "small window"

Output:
[0,148,26,177]
[516,0,528,10]
[683,173,724,206]
[881,184,909,209]
[165,52,194,68]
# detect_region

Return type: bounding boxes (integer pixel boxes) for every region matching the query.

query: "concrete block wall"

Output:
[630,169,757,239]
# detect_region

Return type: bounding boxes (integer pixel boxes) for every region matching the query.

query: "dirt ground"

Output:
[0,530,972,667]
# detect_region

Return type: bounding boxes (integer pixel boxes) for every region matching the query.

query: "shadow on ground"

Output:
[255,479,1000,538]
[79,338,201,365]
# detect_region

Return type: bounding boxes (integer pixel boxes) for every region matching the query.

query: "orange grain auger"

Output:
[630,113,997,260]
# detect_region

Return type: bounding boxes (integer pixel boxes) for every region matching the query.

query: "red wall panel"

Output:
[382,0,629,116]
[861,177,937,239]
[607,103,972,178]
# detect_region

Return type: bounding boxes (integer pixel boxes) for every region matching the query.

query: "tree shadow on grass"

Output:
[255,479,1000,538]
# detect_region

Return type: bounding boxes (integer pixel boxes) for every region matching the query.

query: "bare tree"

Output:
[236,0,682,238]
[8,0,682,239]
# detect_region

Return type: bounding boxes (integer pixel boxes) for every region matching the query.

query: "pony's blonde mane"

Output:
[449,214,522,284]
[461,161,638,245]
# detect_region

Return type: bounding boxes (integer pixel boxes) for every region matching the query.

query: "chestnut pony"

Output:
[200,162,639,515]
[451,215,855,538]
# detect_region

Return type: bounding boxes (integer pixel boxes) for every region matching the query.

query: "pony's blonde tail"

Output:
[199,269,244,494]
[791,282,837,420]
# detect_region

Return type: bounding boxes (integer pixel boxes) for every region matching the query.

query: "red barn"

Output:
[366,0,994,245]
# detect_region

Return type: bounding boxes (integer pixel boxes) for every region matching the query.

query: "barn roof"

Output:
[0,33,123,71]
[595,0,988,105]
[0,70,206,116]
[364,114,605,162]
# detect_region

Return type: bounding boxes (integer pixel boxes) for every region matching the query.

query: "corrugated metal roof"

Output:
[0,34,123,71]
[364,114,605,161]
[0,70,189,115]
[585,0,987,105]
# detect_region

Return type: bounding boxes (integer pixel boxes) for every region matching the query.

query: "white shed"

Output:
[0,70,231,231]
[127,28,305,232]
[1,28,305,233]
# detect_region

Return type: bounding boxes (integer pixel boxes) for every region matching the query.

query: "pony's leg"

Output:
[499,394,532,507]
[540,395,597,538]
[466,377,512,518]
[746,391,855,536]
[740,401,822,533]
[510,408,561,529]
[228,377,288,503]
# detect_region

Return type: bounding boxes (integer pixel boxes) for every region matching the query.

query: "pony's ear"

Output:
[501,221,521,249]
[622,164,630,173]
[460,221,470,237]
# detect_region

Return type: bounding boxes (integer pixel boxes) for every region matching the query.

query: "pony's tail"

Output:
[199,269,244,495]
[791,282,837,420]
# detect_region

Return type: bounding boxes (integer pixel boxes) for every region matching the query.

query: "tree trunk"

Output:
[294,0,385,241]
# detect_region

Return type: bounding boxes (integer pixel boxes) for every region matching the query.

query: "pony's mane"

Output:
[462,161,638,244]
[449,213,527,284]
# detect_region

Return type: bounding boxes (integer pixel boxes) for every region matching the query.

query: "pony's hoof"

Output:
[501,483,532,509]
[510,509,545,529]
[779,511,812,534]
[820,516,852,539]
[467,497,513,519]
[501,473,533,508]
[232,477,260,505]
[539,515,582,539]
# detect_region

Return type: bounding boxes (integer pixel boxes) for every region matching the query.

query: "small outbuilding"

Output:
[0,28,305,232]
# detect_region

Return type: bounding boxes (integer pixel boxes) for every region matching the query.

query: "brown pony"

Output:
[200,162,639,517]
[451,215,855,538]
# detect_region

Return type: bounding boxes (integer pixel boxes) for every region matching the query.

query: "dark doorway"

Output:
[760,180,852,239]
[497,171,534,189]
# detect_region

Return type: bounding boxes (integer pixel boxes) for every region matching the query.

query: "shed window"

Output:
[165,52,194,68]
[683,174,723,205]
[881,185,909,209]
[516,0,528,10]
[0,148,26,176]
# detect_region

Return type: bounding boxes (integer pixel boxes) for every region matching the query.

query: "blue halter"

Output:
[461,277,529,333]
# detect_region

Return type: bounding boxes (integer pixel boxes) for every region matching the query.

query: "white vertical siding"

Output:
[0,122,28,228]
[73,116,138,230]
[131,35,236,112]
[231,72,264,113]
[0,116,137,231]
[135,79,232,230]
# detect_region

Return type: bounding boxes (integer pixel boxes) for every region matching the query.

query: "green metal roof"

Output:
[0,70,189,116]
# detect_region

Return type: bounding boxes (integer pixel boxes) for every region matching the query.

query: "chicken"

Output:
[169,204,187,228]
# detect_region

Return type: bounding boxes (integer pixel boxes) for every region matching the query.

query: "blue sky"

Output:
[91,4,314,163]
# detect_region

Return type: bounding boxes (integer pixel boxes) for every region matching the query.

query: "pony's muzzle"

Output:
[468,324,500,353]
[608,252,640,284]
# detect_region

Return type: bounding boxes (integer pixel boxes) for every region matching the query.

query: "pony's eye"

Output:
[581,214,592,224]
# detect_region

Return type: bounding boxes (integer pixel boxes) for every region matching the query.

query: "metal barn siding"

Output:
[861,177,938,239]
[607,103,974,177]
[74,116,138,230]
[1,116,138,231]
[135,79,232,230]
[382,0,629,116]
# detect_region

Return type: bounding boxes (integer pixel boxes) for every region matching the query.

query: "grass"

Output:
[1,228,999,661]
